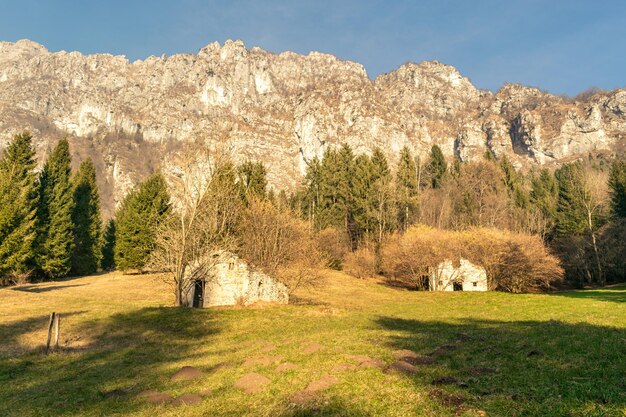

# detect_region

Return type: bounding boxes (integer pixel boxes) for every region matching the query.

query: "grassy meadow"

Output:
[0,271,624,416]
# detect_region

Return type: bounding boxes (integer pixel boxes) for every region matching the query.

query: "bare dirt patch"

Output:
[343,354,385,369]
[260,344,276,352]
[385,360,418,375]
[234,373,271,393]
[136,389,174,404]
[290,375,339,405]
[332,363,358,372]
[429,345,458,357]
[172,393,203,406]
[428,388,467,413]
[392,349,436,365]
[302,342,323,354]
[466,367,497,376]
[431,376,460,386]
[276,362,298,372]
[100,388,127,399]
[171,366,203,382]
[198,389,213,397]
[242,355,283,367]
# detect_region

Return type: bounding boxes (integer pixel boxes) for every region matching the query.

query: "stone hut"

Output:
[429,258,488,291]
[184,252,289,307]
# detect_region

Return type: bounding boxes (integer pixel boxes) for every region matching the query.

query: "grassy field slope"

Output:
[0,271,624,417]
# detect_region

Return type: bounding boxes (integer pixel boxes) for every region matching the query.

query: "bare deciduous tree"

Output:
[150,146,241,306]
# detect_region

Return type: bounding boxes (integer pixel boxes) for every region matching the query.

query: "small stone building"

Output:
[429,258,488,291]
[184,252,289,307]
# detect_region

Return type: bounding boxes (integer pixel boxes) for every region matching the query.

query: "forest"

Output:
[1,132,625,294]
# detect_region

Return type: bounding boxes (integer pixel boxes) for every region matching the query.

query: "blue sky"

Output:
[1,0,625,95]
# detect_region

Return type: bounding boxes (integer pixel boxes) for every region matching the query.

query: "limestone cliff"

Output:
[1,39,624,216]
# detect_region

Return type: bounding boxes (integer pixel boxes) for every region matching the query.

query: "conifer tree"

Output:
[499,155,529,209]
[555,162,588,236]
[101,219,116,271]
[237,161,267,201]
[71,159,102,276]
[0,132,39,280]
[114,173,170,272]
[608,157,626,218]
[395,146,419,231]
[428,145,447,188]
[37,139,75,279]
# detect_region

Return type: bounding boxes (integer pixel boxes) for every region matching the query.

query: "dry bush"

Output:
[315,227,351,269]
[238,197,323,292]
[464,228,564,292]
[380,225,563,292]
[381,225,460,289]
[343,245,378,279]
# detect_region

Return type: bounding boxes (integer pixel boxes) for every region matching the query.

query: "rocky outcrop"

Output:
[0,39,624,216]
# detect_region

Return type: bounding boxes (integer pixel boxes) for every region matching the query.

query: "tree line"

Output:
[2,131,625,290]
[0,133,101,283]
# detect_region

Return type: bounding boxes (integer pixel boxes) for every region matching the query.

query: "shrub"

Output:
[343,245,377,279]
[380,225,563,292]
[238,198,323,292]
[315,227,350,269]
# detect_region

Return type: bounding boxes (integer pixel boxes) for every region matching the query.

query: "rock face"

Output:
[0,39,625,216]
[185,251,288,307]
[430,258,488,291]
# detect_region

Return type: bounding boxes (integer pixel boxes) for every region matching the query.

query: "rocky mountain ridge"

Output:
[1,39,624,216]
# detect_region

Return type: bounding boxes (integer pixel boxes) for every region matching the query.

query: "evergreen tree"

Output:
[530,168,559,222]
[237,161,267,201]
[37,139,75,279]
[0,132,39,279]
[499,155,529,209]
[114,173,170,272]
[70,159,102,276]
[608,157,626,218]
[395,146,419,231]
[101,219,116,271]
[428,145,447,188]
[555,162,588,236]
[302,157,322,228]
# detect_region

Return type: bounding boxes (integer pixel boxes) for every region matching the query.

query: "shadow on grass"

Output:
[549,285,626,303]
[0,311,86,354]
[11,284,87,293]
[0,307,222,416]
[375,316,626,416]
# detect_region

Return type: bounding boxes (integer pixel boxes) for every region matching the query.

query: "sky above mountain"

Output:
[1,0,625,96]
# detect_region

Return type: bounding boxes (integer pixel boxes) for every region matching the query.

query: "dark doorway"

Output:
[192,280,204,308]
[453,282,463,291]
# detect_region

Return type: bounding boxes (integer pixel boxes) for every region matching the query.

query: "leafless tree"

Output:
[149,146,241,306]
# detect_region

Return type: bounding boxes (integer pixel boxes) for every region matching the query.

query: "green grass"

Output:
[0,271,624,417]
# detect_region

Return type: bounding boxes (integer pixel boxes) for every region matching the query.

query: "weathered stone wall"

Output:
[430,258,488,292]
[186,252,288,307]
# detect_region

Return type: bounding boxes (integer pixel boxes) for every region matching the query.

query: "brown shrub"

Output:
[343,245,378,279]
[315,227,351,270]
[238,198,323,292]
[381,225,461,289]
[381,225,563,292]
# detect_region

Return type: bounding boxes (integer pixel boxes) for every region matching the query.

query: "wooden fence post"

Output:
[45,312,55,354]
[54,313,60,350]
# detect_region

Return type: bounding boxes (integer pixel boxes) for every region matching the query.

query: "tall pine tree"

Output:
[71,159,102,276]
[101,219,116,271]
[395,146,419,231]
[608,157,626,218]
[114,173,170,272]
[237,161,267,201]
[0,132,39,280]
[428,145,447,189]
[37,139,75,279]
